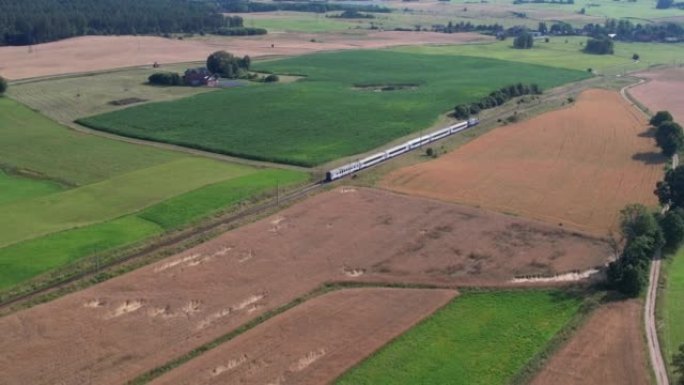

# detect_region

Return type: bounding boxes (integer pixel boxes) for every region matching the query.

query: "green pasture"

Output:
[336,290,582,385]
[79,50,588,167]
[394,37,684,74]
[7,63,213,125]
[0,158,255,248]
[662,248,684,379]
[0,97,181,185]
[0,168,307,290]
[0,170,63,206]
[243,12,361,32]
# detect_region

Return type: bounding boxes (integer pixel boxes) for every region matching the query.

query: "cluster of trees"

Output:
[215,27,267,36]
[608,111,684,296]
[148,72,182,86]
[513,0,574,4]
[655,0,684,9]
[207,50,251,79]
[432,21,504,34]
[328,10,375,19]
[584,37,614,54]
[0,0,233,46]
[453,83,542,119]
[217,0,391,14]
[513,32,534,49]
[651,111,684,157]
[0,76,6,95]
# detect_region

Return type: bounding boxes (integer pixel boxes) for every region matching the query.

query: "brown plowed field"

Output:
[630,67,684,122]
[0,32,488,80]
[381,89,664,236]
[0,188,611,385]
[530,299,648,385]
[149,288,456,385]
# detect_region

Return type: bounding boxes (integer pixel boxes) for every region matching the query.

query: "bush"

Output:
[0,76,6,95]
[264,74,279,83]
[148,72,182,86]
[426,147,435,157]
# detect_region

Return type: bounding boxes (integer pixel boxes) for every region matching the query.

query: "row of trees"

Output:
[328,10,376,19]
[432,21,504,34]
[0,0,236,46]
[607,111,684,296]
[453,83,542,119]
[148,72,183,86]
[582,19,684,43]
[217,0,391,14]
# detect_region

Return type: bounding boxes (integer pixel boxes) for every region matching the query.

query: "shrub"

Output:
[513,32,534,49]
[0,76,6,95]
[148,72,182,86]
[584,37,614,55]
[264,74,280,83]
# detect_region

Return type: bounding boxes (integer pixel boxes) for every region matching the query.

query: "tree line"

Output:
[217,0,391,14]
[453,83,542,119]
[0,0,242,46]
[432,21,504,34]
[608,111,684,297]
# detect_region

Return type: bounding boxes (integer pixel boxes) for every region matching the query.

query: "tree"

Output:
[660,209,684,252]
[673,344,684,385]
[0,76,6,95]
[620,204,662,243]
[655,121,684,157]
[513,32,534,49]
[584,37,614,54]
[148,72,182,86]
[538,22,548,34]
[656,167,684,209]
[657,0,674,9]
[632,53,640,61]
[454,105,470,119]
[264,74,279,83]
[206,50,250,79]
[650,110,674,127]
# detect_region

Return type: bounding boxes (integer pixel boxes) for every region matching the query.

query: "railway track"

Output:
[0,181,323,311]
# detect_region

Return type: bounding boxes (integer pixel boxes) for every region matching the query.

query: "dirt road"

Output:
[646,257,669,385]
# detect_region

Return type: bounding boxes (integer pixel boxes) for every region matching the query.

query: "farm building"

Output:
[184,67,218,87]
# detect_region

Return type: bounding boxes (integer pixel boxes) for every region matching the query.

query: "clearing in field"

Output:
[381,89,664,235]
[0,187,611,385]
[336,290,582,385]
[530,299,648,385]
[149,288,457,385]
[630,67,684,122]
[662,248,684,379]
[78,50,588,166]
[0,32,488,80]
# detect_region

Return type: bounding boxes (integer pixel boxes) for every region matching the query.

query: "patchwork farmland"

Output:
[77,50,589,166]
[381,88,664,235]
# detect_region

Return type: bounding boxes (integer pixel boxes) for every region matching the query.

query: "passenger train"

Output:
[326,118,479,182]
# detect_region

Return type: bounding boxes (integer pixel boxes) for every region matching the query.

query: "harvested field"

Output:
[630,67,684,122]
[382,89,664,235]
[530,300,649,385]
[149,288,456,385]
[0,32,488,80]
[0,187,611,385]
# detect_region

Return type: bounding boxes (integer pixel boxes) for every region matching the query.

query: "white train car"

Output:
[325,118,479,182]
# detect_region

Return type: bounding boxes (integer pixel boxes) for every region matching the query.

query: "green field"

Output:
[79,50,589,166]
[243,12,362,33]
[0,169,307,290]
[662,248,684,379]
[7,63,214,126]
[394,37,684,74]
[0,170,63,206]
[336,290,582,385]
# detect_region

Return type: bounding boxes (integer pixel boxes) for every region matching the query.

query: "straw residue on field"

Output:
[381,89,664,235]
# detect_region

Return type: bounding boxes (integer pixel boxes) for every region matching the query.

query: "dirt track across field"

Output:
[381,89,664,236]
[0,32,488,80]
[630,67,684,122]
[0,187,611,385]
[149,288,456,385]
[530,300,649,385]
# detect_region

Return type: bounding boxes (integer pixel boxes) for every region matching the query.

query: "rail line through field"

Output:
[0,182,323,311]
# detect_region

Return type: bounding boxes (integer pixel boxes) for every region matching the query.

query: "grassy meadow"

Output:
[0,170,63,205]
[0,169,307,290]
[336,290,583,385]
[394,37,684,74]
[79,50,589,166]
[662,248,684,379]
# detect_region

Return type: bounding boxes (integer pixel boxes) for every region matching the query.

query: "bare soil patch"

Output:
[149,288,456,385]
[530,299,648,385]
[381,89,664,236]
[0,187,611,385]
[0,32,489,80]
[630,67,684,122]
